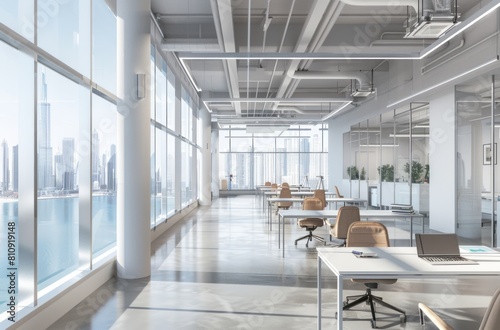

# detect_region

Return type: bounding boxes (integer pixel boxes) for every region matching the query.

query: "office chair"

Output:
[270,183,278,191]
[264,181,272,187]
[343,221,406,328]
[313,189,327,209]
[418,288,500,330]
[281,182,289,188]
[325,205,360,245]
[334,185,344,198]
[276,187,292,215]
[295,197,326,247]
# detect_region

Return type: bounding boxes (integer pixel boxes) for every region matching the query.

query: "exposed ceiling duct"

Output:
[160,38,221,52]
[288,70,373,97]
[339,0,459,39]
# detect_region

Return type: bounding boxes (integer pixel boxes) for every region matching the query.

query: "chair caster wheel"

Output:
[400,314,407,323]
[371,320,377,328]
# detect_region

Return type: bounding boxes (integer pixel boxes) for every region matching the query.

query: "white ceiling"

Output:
[151,0,484,126]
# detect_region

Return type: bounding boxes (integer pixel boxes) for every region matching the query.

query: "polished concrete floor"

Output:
[49,196,498,329]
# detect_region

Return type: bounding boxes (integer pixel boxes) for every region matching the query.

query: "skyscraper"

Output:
[12,145,18,192]
[38,71,54,190]
[62,138,75,190]
[107,144,116,192]
[1,139,9,191]
[92,129,100,188]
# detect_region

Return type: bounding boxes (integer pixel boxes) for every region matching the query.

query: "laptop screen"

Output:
[416,233,461,257]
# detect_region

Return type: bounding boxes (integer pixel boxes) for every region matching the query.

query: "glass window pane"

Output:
[155,128,167,224]
[150,124,156,226]
[166,134,175,215]
[91,94,117,258]
[156,57,167,126]
[38,0,90,75]
[0,41,32,312]
[92,0,116,94]
[0,0,34,41]
[167,69,175,131]
[181,142,193,205]
[37,65,84,290]
[181,88,189,138]
[254,137,273,152]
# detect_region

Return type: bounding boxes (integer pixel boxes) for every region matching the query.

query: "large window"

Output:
[37,65,88,290]
[219,124,328,188]
[91,94,117,258]
[0,0,34,41]
[37,0,90,75]
[0,40,33,313]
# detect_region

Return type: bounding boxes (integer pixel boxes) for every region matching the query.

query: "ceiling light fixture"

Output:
[387,57,499,108]
[178,57,202,92]
[322,102,353,121]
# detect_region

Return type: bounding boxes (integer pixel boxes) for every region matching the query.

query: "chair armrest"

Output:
[418,303,454,330]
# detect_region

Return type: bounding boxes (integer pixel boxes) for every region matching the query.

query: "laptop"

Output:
[415,233,478,265]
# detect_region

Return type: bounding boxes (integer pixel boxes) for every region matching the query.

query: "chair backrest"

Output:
[271,183,278,190]
[333,206,360,239]
[278,187,292,198]
[302,197,323,211]
[346,222,390,248]
[480,288,500,330]
[264,181,272,186]
[313,189,327,209]
[334,185,344,198]
[281,182,289,188]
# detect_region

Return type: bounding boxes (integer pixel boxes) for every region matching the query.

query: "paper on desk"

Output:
[459,246,499,254]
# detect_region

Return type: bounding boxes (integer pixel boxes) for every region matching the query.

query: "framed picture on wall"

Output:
[483,143,497,165]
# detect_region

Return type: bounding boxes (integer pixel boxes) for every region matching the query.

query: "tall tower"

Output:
[12,145,18,192]
[62,138,75,190]
[38,71,54,190]
[0,139,9,191]
[92,129,100,188]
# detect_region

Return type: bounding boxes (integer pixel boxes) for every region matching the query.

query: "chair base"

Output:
[295,230,326,247]
[343,288,406,328]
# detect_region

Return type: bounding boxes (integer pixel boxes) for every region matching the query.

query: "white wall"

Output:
[428,88,456,233]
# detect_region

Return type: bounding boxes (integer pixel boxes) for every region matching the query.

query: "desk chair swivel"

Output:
[275,187,292,215]
[419,288,500,330]
[325,205,360,246]
[295,197,326,247]
[342,222,406,328]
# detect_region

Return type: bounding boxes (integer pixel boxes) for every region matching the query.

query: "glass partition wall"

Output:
[344,105,429,218]
[456,76,498,247]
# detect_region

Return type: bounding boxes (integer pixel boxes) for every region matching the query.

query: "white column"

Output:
[116,0,151,279]
[199,105,212,205]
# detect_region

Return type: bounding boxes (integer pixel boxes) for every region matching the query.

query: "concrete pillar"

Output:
[199,105,212,205]
[116,0,151,279]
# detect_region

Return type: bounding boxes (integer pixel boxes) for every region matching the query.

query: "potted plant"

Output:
[360,167,366,180]
[404,161,424,183]
[377,164,394,182]
[346,165,359,180]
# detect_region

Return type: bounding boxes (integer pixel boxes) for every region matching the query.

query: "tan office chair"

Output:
[270,183,278,191]
[334,185,344,198]
[418,288,500,330]
[325,205,360,245]
[343,221,406,328]
[313,189,327,209]
[276,187,292,215]
[281,182,289,188]
[264,181,272,187]
[295,197,326,247]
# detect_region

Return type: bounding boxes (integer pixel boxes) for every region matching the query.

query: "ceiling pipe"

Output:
[288,70,370,89]
[339,0,418,12]
[160,38,221,52]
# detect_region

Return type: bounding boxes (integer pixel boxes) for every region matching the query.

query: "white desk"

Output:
[316,247,500,329]
[267,197,367,229]
[277,210,424,257]
[263,191,335,209]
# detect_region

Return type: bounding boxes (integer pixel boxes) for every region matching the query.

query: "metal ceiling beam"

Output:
[210,0,242,115]
[205,97,353,102]
[177,52,420,60]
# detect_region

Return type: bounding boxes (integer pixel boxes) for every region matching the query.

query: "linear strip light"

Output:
[205,97,353,103]
[389,134,429,137]
[359,144,399,147]
[202,100,213,113]
[387,57,499,108]
[178,57,202,92]
[178,52,420,60]
[420,0,500,59]
[322,102,353,121]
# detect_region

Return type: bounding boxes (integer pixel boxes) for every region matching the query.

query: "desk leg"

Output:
[337,275,343,330]
[317,257,322,330]
[282,215,286,258]
[409,216,413,247]
[268,202,271,231]
[278,214,281,249]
